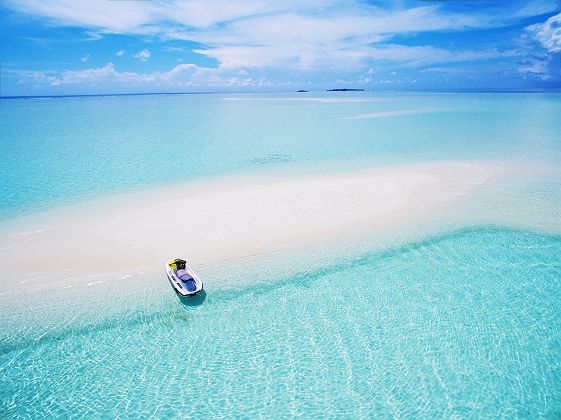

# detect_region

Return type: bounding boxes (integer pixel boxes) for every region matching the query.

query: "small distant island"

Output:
[297,90,308,92]
[326,88,365,92]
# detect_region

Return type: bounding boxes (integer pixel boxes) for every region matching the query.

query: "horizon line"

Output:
[2,88,561,99]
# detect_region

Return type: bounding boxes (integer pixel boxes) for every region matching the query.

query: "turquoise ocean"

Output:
[1,92,561,417]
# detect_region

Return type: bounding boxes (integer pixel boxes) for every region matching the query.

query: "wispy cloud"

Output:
[517,11,561,80]
[3,0,560,93]
[163,46,186,53]
[194,43,517,71]
[133,49,151,61]
[527,12,561,52]
[4,0,557,72]
[517,57,552,80]
[80,54,90,62]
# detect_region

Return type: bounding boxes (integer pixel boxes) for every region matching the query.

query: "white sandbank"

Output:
[0,161,488,283]
[341,109,438,120]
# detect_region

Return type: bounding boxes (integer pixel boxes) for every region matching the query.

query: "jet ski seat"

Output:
[176,270,197,292]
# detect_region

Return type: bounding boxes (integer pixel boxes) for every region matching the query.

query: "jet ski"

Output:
[165,258,203,296]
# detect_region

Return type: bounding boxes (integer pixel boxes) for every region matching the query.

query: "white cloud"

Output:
[517,58,551,80]
[195,43,517,71]
[167,0,311,28]
[5,0,561,87]
[163,46,185,52]
[60,63,121,84]
[133,49,151,61]
[80,54,90,62]
[3,0,556,73]
[528,12,561,52]
[10,69,62,86]
[18,43,518,91]
[4,0,157,32]
[364,45,518,67]
[23,62,271,88]
[6,0,555,36]
[183,3,538,71]
[509,1,560,21]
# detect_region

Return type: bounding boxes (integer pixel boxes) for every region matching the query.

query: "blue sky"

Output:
[1,0,560,95]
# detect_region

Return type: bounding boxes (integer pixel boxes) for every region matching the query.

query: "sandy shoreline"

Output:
[0,161,489,286]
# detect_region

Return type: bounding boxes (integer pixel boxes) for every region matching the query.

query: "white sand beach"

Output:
[340,109,438,120]
[0,161,488,284]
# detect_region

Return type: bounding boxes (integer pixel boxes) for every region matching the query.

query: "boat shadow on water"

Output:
[177,290,207,307]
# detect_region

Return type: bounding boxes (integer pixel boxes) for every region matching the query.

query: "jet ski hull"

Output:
[165,261,203,296]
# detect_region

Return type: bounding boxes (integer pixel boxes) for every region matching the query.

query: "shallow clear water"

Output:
[1,93,561,417]
[1,92,561,220]
[1,227,560,417]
